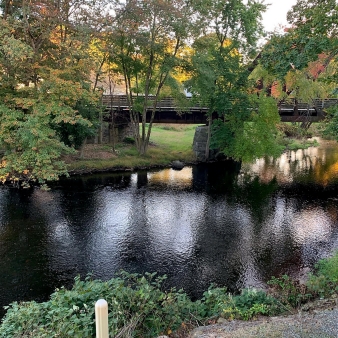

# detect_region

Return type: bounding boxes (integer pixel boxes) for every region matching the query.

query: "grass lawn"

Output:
[149,123,199,152]
[67,124,202,172]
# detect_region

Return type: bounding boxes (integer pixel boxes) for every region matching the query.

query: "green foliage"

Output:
[0,0,102,186]
[277,123,313,139]
[323,106,338,141]
[261,0,338,80]
[257,0,338,119]
[232,289,279,320]
[0,272,201,337]
[284,138,319,151]
[212,96,283,162]
[186,2,280,163]
[200,286,230,317]
[276,123,319,150]
[6,256,338,336]
[307,251,338,298]
[0,102,74,185]
[123,137,135,144]
[193,286,281,321]
[0,82,98,186]
[268,253,338,311]
[0,273,282,337]
[268,275,311,309]
[316,252,338,282]
[109,0,194,155]
[191,0,266,55]
[56,99,100,149]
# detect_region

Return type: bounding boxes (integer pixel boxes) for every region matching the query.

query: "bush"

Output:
[200,285,230,317]
[0,272,207,338]
[268,275,311,309]
[277,123,312,139]
[3,264,338,337]
[219,289,280,320]
[123,137,135,144]
[307,251,338,298]
[0,273,283,337]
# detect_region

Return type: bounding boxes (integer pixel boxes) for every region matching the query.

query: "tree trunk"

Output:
[98,110,103,144]
[79,137,87,159]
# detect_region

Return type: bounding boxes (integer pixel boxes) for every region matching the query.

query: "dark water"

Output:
[1,140,338,317]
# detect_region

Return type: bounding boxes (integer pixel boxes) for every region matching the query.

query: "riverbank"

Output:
[65,124,199,175]
[65,143,197,175]
[65,123,321,176]
[2,251,338,337]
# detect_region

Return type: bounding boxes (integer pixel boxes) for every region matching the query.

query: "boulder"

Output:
[171,160,185,170]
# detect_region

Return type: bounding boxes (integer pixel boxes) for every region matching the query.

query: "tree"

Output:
[260,0,338,92]
[108,0,193,155]
[186,0,282,161]
[257,0,338,129]
[0,0,102,186]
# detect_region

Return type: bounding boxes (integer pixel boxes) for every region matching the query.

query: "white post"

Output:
[95,299,109,338]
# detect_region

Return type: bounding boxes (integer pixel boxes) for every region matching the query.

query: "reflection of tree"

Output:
[118,173,150,272]
[0,189,52,318]
[136,172,148,189]
[192,161,241,193]
[243,144,338,187]
[234,176,279,224]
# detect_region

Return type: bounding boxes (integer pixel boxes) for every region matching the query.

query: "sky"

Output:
[262,0,298,32]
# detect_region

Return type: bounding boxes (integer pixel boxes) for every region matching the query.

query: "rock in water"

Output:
[172,160,184,170]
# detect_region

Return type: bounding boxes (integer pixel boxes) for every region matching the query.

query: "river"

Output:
[1,139,338,317]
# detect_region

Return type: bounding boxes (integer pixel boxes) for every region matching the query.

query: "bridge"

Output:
[102,95,338,124]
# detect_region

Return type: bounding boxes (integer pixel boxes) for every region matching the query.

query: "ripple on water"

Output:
[2,147,338,316]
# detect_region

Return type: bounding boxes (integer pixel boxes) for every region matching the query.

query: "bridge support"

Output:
[88,122,134,144]
[193,125,226,161]
[193,126,210,161]
[193,126,208,161]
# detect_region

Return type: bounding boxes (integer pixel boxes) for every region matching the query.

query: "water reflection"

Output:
[243,140,338,186]
[1,141,338,317]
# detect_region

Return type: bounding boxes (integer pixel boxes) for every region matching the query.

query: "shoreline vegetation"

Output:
[65,123,323,176]
[1,252,338,337]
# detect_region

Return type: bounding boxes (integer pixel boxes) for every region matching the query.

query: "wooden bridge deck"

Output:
[102,95,338,124]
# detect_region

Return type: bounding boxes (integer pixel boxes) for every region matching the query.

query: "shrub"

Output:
[268,275,311,309]
[123,137,135,144]
[10,268,338,337]
[200,285,230,317]
[205,288,280,321]
[277,123,312,139]
[307,251,338,298]
[0,273,284,337]
[0,272,208,338]
[231,289,279,320]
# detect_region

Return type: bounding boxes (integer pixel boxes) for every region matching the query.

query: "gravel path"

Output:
[188,303,338,338]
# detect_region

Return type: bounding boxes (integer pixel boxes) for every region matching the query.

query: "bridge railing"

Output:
[101,95,208,111]
[101,95,338,123]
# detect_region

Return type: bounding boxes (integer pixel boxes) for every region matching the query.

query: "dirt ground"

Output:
[186,298,338,338]
[65,144,117,161]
